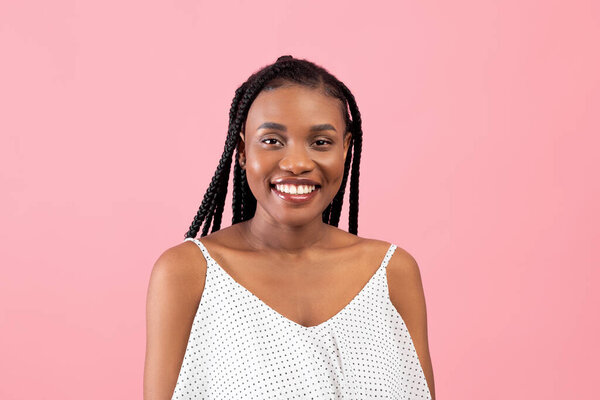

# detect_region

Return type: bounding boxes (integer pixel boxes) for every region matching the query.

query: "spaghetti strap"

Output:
[183,237,211,265]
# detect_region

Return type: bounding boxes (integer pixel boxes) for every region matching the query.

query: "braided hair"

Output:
[184,55,363,239]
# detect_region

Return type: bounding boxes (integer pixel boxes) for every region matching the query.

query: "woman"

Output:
[144,56,435,399]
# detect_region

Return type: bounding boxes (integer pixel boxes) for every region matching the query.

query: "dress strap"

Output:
[381,244,398,270]
[183,237,212,265]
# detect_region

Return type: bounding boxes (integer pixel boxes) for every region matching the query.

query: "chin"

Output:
[269,210,323,226]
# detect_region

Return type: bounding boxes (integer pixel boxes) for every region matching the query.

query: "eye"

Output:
[314,139,332,146]
[261,138,281,145]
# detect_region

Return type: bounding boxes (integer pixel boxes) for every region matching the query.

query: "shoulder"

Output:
[146,239,210,331]
[146,239,209,333]
[149,226,240,292]
[352,234,427,322]
[345,232,404,262]
[330,230,411,275]
[382,242,426,318]
[144,239,208,399]
[346,234,428,312]
[350,232,419,274]
[150,240,207,292]
[373,240,435,398]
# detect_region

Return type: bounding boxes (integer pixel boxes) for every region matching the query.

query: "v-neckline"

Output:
[186,238,396,331]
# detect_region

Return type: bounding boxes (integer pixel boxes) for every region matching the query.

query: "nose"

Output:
[278,144,315,175]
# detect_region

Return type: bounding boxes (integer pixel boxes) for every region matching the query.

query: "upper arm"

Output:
[386,248,436,400]
[143,244,206,400]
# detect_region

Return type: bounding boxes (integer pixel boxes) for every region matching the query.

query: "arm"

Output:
[387,248,436,400]
[143,245,206,400]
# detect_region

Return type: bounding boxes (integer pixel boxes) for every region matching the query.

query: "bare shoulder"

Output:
[148,240,210,302]
[382,242,436,399]
[155,239,207,275]
[143,240,207,400]
[383,243,428,331]
[348,232,421,278]
[347,232,398,260]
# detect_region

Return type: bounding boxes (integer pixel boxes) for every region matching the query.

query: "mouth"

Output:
[270,183,321,203]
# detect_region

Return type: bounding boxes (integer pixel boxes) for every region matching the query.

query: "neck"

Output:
[237,211,331,254]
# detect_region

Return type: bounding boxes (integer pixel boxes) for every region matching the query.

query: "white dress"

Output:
[171,238,432,399]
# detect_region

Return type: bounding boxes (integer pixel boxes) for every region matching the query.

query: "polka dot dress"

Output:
[172,238,431,399]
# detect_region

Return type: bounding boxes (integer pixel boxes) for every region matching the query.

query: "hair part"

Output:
[184,55,363,238]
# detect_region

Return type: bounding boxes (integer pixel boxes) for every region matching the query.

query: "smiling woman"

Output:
[241,83,352,224]
[144,56,435,400]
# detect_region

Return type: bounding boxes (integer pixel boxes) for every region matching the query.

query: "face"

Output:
[238,84,352,227]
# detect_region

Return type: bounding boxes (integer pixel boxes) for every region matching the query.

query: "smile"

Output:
[270,183,320,203]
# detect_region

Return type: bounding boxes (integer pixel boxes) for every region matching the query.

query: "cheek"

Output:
[245,151,275,174]
[243,152,276,190]
[244,161,263,187]
[319,152,346,177]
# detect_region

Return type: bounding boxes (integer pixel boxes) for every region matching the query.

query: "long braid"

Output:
[207,160,230,233]
[184,87,244,238]
[321,82,363,231]
[209,87,252,233]
[328,141,353,226]
[230,88,247,226]
[200,131,237,236]
[185,56,364,238]
[339,84,363,235]
[232,151,244,223]
[184,146,232,239]
[240,168,255,221]
[203,94,252,234]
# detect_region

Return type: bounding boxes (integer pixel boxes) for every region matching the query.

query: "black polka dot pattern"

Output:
[171,238,431,399]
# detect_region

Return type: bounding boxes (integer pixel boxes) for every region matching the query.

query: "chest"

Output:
[207,249,386,328]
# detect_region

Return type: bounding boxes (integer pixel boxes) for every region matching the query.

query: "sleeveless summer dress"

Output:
[171,238,432,399]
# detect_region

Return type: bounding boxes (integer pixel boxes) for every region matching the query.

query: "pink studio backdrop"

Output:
[1,1,598,399]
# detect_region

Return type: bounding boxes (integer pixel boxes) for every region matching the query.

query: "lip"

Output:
[270,181,320,204]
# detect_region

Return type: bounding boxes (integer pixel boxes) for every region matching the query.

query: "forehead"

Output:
[245,85,345,130]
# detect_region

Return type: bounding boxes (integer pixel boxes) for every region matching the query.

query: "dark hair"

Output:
[184,55,363,238]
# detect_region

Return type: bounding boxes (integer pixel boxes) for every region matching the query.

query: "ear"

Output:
[343,131,353,161]
[237,130,246,170]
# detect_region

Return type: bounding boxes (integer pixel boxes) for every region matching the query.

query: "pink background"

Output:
[1,1,598,398]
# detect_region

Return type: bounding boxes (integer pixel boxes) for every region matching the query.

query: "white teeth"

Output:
[274,184,317,194]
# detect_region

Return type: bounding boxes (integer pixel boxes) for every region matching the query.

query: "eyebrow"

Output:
[256,122,337,132]
[257,122,286,131]
[310,124,337,132]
